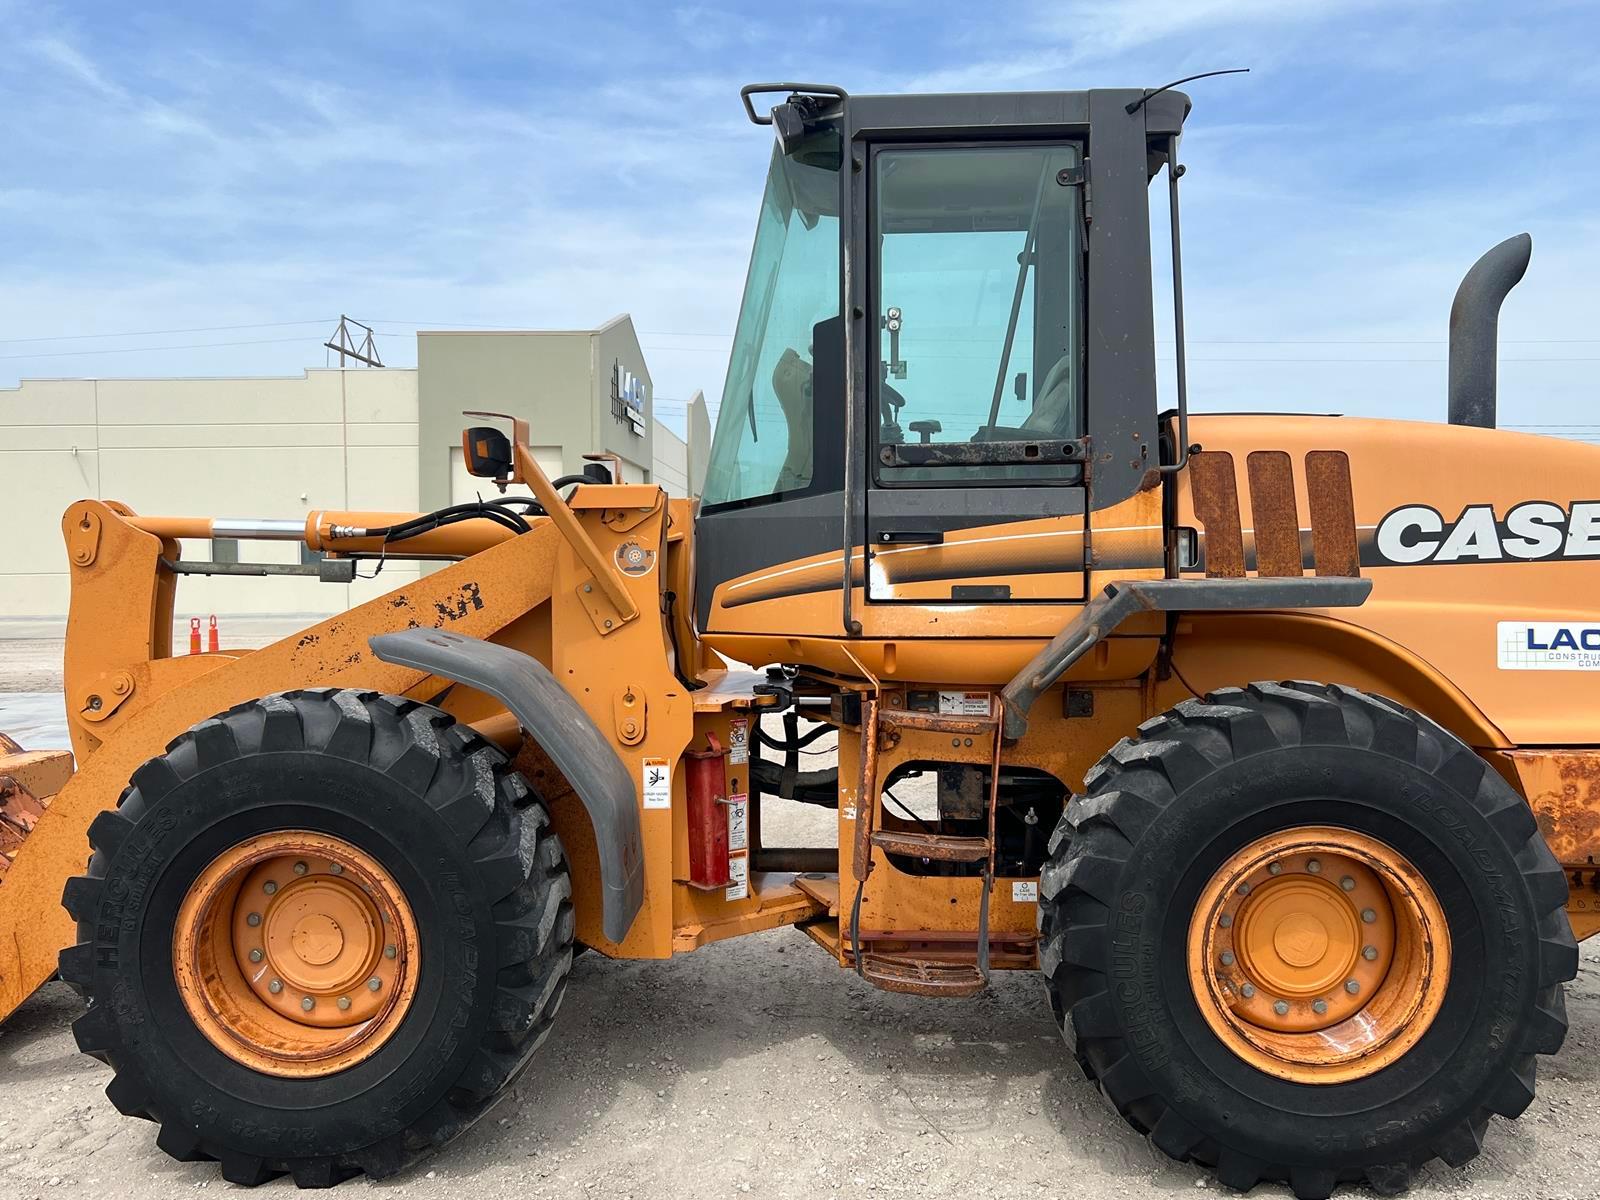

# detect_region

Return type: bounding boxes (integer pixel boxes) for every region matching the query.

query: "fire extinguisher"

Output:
[683,733,732,889]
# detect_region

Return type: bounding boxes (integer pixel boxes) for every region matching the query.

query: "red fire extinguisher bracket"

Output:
[683,733,733,890]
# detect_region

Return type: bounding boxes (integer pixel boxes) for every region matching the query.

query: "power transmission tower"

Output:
[324,315,383,367]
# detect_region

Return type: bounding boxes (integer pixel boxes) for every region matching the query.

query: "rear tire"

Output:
[59,688,574,1187]
[1039,682,1576,1198]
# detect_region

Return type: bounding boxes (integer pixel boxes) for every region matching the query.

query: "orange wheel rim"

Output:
[1187,826,1450,1084]
[174,831,420,1078]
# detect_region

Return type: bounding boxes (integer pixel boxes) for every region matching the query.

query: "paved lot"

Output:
[3,624,1599,1200]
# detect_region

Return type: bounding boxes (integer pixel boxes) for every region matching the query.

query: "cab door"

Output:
[864,140,1088,604]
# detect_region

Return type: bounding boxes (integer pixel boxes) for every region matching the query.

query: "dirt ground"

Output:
[3,622,1599,1200]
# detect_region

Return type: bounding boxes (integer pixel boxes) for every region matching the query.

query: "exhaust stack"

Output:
[1448,232,1532,428]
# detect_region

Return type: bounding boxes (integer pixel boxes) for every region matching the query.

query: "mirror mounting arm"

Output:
[461,410,640,629]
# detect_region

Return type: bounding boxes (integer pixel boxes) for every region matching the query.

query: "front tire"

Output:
[1039,682,1576,1198]
[59,689,574,1187]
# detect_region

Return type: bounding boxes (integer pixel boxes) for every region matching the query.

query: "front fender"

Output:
[370,628,644,943]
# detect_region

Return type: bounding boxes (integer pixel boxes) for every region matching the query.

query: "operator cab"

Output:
[695,84,1190,656]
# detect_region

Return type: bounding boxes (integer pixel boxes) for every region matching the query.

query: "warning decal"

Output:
[938,691,992,716]
[642,757,672,809]
[1012,881,1038,903]
[725,853,749,901]
[729,718,749,765]
[727,793,748,851]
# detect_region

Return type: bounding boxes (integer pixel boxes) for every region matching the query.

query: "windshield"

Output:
[701,144,840,507]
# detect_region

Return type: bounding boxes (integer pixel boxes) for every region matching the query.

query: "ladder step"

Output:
[870,829,990,862]
[857,952,987,998]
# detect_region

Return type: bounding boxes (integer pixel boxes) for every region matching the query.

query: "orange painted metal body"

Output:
[0,487,826,1023]
[4,411,1600,1027]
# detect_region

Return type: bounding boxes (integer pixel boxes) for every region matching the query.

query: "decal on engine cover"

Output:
[1374,501,1600,565]
[1498,622,1600,671]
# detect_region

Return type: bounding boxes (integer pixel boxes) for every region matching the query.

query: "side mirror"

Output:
[771,100,807,155]
[462,426,513,479]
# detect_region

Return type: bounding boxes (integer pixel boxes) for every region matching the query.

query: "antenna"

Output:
[323,315,383,368]
[1126,68,1249,115]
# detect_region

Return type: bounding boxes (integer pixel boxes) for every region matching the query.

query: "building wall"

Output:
[1,317,709,620]
[418,319,655,510]
[653,423,689,497]
[0,370,419,619]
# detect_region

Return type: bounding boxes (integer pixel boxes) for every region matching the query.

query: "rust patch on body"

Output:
[1189,451,1245,578]
[1508,749,1600,865]
[1304,450,1360,578]
[1246,451,1302,578]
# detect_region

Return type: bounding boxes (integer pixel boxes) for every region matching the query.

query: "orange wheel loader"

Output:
[0,81,1592,1196]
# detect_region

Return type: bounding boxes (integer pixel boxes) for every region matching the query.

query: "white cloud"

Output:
[26,34,126,98]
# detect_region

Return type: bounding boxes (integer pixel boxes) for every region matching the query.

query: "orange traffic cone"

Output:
[189,617,202,655]
[208,615,220,653]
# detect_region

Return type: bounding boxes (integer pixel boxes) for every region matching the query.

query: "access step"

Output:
[870,829,990,862]
[857,951,987,998]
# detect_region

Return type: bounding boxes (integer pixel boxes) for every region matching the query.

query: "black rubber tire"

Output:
[58,688,574,1188]
[1038,681,1577,1199]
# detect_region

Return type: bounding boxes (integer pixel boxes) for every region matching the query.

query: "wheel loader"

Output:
[0,81,1592,1197]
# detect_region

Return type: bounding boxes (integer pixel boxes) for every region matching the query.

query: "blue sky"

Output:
[3,1,1598,439]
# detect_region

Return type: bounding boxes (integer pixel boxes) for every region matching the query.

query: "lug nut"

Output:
[269,979,283,995]
[246,912,262,927]
[1236,882,1251,897]
[248,948,263,963]
[1220,951,1235,967]
[1362,945,1379,961]
[1241,983,1256,999]
[384,944,398,959]
[1218,914,1232,929]
[301,996,315,1012]
[1312,998,1328,1015]
[263,880,278,895]
[1361,908,1377,924]
[294,861,309,875]
[1340,875,1356,892]
[329,863,344,875]
[368,977,382,992]
[1306,859,1321,874]
[1345,979,1360,995]
[1268,862,1282,876]
[1273,1000,1290,1016]
[337,996,352,1011]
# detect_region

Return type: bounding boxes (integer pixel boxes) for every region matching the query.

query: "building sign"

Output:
[612,361,647,436]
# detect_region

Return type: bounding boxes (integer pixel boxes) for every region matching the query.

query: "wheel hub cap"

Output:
[175,831,420,1077]
[1187,826,1450,1083]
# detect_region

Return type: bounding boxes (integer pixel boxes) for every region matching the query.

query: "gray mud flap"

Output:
[370,628,645,943]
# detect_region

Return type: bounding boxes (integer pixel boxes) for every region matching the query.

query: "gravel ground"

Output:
[2,941,1598,1200]
[4,624,1600,1200]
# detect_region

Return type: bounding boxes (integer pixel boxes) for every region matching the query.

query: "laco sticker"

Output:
[1376,501,1600,565]
[1498,622,1600,671]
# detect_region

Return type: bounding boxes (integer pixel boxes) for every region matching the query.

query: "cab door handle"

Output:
[876,530,944,545]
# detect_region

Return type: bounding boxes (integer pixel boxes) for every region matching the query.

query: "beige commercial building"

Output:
[0,317,709,619]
